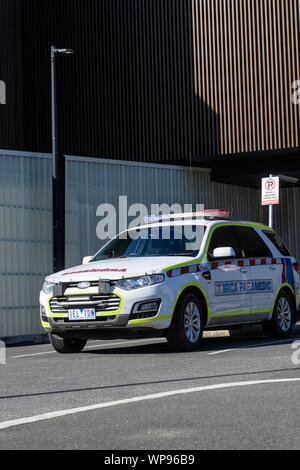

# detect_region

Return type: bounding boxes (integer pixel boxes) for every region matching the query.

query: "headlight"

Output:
[116,274,164,290]
[42,281,56,295]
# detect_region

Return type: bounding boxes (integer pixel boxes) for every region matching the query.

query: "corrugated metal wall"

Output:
[64,156,264,268]
[65,158,212,267]
[0,150,298,338]
[275,187,300,266]
[0,152,52,337]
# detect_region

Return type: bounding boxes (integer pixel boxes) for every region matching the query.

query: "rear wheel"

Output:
[167,293,203,351]
[263,291,294,338]
[49,333,87,354]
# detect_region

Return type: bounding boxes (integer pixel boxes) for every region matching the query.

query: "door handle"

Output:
[202,271,211,280]
[240,268,248,273]
[269,265,277,270]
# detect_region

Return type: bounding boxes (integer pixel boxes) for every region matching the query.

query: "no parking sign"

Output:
[261,176,279,206]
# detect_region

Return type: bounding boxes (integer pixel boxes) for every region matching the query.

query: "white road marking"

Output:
[85,338,165,350]
[208,348,235,355]
[9,338,165,359]
[208,338,300,355]
[0,377,299,431]
[9,350,56,359]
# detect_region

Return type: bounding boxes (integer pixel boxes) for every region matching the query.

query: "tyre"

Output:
[167,293,204,351]
[262,291,294,338]
[49,333,87,354]
[229,325,264,338]
[228,328,242,338]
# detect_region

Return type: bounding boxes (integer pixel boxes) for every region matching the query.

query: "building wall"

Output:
[64,155,263,268]
[0,0,299,164]
[2,150,298,339]
[191,0,300,155]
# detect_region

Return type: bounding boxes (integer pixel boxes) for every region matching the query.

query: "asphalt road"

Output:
[1,326,300,450]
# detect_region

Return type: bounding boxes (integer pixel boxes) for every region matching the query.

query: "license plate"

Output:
[68,308,96,321]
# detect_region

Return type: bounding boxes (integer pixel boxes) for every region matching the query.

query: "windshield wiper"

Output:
[164,253,197,257]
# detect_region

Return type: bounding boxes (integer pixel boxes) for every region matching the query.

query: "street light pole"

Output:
[50,46,74,272]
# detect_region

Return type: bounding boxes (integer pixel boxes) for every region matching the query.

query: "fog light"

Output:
[131,299,161,318]
[139,301,160,312]
[40,305,48,323]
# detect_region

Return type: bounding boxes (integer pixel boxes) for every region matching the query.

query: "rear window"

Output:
[234,226,272,258]
[262,230,291,257]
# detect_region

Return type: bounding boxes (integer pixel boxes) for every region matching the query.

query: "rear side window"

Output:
[234,226,272,258]
[262,230,291,257]
[207,226,242,260]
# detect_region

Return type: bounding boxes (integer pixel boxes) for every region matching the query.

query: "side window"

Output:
[207,226,242,260]
[262,230,291,257]
[234,226,272,258]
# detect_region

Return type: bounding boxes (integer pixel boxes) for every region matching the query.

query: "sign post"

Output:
[261,175,280,228]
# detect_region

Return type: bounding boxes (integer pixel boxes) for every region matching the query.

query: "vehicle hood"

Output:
[46,256,194,283]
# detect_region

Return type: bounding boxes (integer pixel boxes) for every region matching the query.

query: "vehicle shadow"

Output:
[83,334,300,355]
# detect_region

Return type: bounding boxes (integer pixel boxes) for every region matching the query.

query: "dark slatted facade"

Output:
[0,0,299,174]
[192,0,300,156]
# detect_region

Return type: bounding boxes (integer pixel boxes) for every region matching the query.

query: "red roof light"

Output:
[203,209,231,219]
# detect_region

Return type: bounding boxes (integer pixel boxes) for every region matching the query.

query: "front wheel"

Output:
[49,333,87,354]
[263,291,294,338]
[167,293,203,351]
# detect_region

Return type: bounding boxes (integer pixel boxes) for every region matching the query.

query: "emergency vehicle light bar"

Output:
[144,209,231,224]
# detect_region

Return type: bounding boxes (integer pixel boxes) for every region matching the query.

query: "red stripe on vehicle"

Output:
[181,266,189,275]
[272,258,277,264]
[238,260,244,267]
[211,262,219,270]
[250,259,256,266]
[167,270,173,278]
[261,258,266,265]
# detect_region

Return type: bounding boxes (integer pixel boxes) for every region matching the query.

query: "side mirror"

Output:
[213,247,236,259]
[82,255,93,265]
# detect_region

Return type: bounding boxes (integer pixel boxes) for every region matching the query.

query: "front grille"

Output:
[130,312,158,320]
[49,293,121,315]
[66,280,117,289]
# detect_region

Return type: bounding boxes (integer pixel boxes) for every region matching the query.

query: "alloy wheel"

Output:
[184,302,201,343]
[276,297,292,332]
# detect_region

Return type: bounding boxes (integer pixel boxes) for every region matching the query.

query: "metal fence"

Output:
[0,150,298,338]
[0,151,52,338]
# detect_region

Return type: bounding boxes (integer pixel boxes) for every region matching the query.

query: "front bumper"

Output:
[43,310,130,330]
[40,313,166,340]
[39,282,175,334]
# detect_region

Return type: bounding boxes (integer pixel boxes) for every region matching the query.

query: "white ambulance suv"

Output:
[40,210,300,353]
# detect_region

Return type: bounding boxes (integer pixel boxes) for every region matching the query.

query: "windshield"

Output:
[93,225,206,261]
